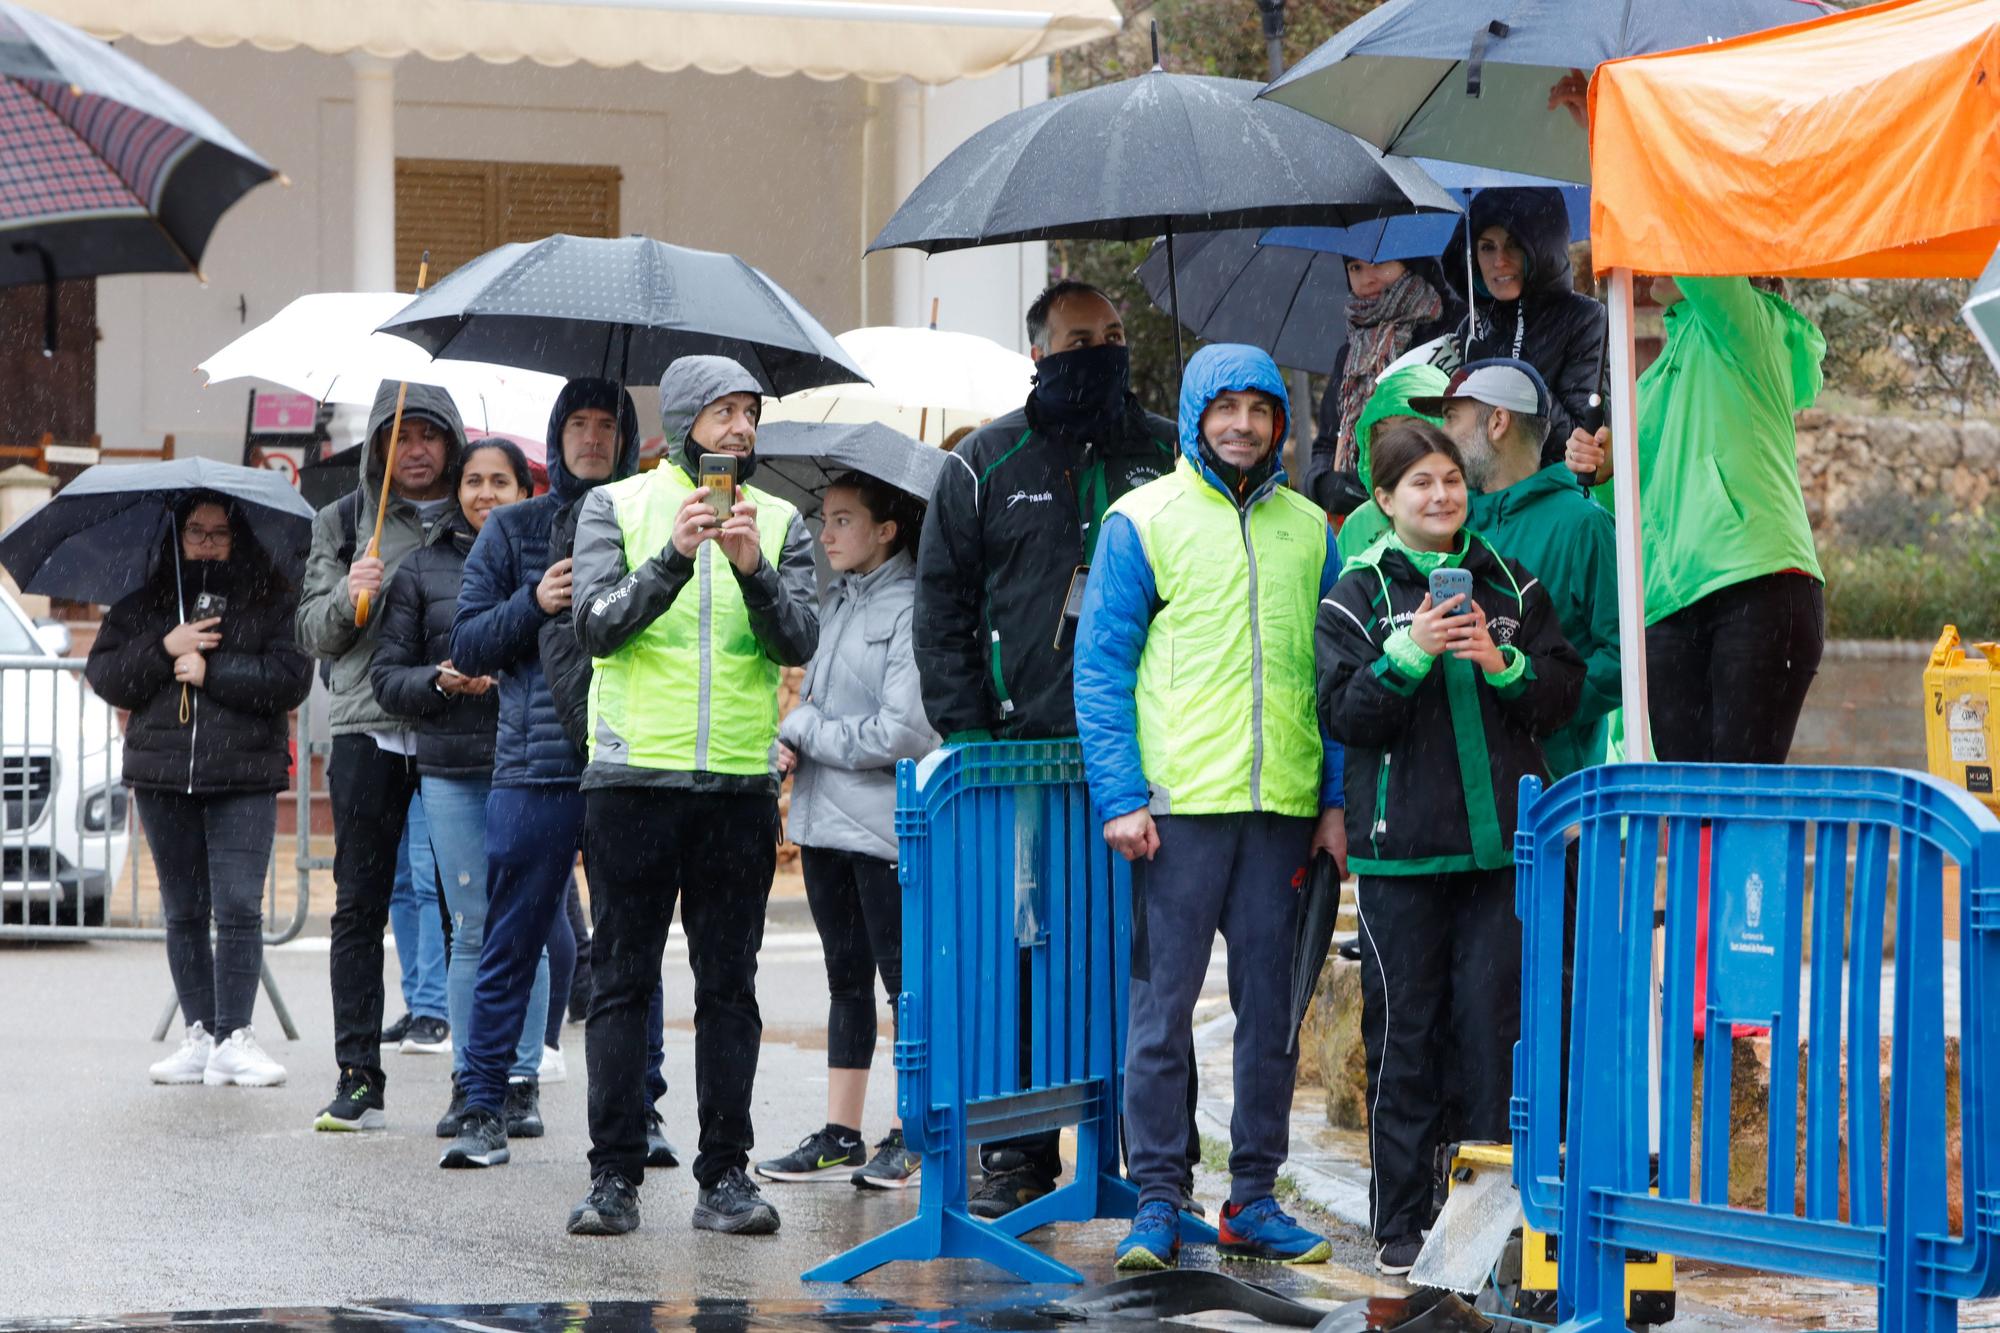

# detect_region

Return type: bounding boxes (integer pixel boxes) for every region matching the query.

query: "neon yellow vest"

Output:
[1113,457,1327,817]
[586,465,795,775]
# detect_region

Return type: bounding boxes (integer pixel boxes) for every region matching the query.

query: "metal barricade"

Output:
[0,652,314,1040]
[805,741,1216,1284]
[1515,764,2000,1333]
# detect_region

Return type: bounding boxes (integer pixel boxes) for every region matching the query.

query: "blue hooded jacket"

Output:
[450,378,641,787]
[1074,344,1343,822]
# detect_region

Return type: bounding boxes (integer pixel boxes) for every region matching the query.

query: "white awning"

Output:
[25,0,1121,84]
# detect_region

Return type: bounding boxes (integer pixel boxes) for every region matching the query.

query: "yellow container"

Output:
[1924,626,2000,815]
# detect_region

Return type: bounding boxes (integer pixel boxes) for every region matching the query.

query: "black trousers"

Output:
[1356,868,1520,1244]
[1647,571,1825,764]
[800,847,903,1071]
[327,734,420,1079]
[584,786,777,1188]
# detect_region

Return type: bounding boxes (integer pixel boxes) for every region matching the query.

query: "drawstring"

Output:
[172,538,190,725]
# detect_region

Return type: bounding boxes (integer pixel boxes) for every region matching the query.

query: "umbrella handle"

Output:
[352,254,428,630]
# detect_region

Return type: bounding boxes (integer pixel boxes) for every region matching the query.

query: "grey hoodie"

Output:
[780,550,935,861]
[570,355,819,793]
[295,381,466,736]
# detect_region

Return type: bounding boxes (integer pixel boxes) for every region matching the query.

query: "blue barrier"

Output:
[804,741,1217,1283]
[1515,764,2000,1333]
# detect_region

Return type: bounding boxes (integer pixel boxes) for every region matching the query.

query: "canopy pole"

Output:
[1164,220,1185,382]
[1606,266,1649,761]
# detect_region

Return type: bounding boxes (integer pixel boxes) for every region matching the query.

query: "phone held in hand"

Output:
[192,590,228,622]
[699,453,739,521]
[1052,565,1089,650]
[1428,567,1473,616]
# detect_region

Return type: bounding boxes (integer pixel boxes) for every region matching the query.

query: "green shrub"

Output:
[1820,526,2000,641]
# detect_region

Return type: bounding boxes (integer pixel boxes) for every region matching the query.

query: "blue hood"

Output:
[544,377,642,501]
[1176,343,1291,501]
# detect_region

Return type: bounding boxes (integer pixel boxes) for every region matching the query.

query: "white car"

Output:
[0,588,130,927]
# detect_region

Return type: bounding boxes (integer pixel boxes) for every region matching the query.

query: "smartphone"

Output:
[436,665,466,680]
[1053,565,1089,650]
[1428,567,1473,617]
[699,453,739,522]
[192,590,228,622]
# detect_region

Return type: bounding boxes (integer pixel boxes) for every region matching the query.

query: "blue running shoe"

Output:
[1217,1197,1331,1264]
[1114,1200,1181,1271]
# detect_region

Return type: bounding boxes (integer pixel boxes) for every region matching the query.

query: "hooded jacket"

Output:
[1450,189,1607,461]
[1624,276,1825,624]
[369,505,497,778]
[1332,363,1451,565]
[1318,531,1583,875]
[1075,344,1342,823]
[449,377,640,787]
[570,355,819,794]
[296,381,465,736]
[914,384,1177,743]
[780,549,937,861]
[88,526,312,796]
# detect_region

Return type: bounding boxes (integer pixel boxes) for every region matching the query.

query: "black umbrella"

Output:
[865,56,1456,372]
[1287,850,1343,1056]
[1135,229,1353,376]
[752,420,944,526]
[1260,0,1829,183]
[0,3,278,346]
[0,458,314,606]
[376,234,867,397]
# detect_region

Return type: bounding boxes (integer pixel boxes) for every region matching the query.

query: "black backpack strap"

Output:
[333,490,361,565]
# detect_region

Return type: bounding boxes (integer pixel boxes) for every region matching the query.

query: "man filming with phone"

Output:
[566,356,818,1240]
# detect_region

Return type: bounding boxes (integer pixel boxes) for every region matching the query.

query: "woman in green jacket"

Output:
[1565,276,1827,763]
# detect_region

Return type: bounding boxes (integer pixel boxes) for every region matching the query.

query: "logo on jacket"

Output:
[591,583,634,616]
[1490,615,1521,646]
[1006,490,1054,510]
[1127,465,1163,487]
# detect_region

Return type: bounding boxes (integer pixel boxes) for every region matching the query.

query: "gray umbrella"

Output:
[377,234,867,397]
[1134,229,1353,376]
[752,420,943,526]
[0,458,314,606]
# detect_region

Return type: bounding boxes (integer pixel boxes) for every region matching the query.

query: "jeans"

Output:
[585,787,776,1188]
[327,734,420,1078]
[390,794,449,1023]
[565,875,592,1024]
[799,847,902,1069]
[1125,812,1310,1209]
[421,775,545,1081]
[545,875,577,1052]
[135,789,276,1038]
[1646,571,1825,764]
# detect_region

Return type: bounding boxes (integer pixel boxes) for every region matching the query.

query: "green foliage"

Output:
[1820,525,2000,641]
[1791,279,2000,420]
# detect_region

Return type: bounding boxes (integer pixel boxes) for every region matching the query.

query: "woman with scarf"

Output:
[1305,257,1464,520]
[87,493,313,1087]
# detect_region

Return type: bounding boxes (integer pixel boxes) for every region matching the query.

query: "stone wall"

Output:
[1794,409,1999,531]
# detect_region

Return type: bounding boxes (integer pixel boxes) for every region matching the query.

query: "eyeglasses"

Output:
[183,526,232,549]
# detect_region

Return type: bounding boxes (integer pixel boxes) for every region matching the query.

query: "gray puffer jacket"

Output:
[780,550,936,862]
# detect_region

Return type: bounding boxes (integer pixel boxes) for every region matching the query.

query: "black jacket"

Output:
[370,508,496,778]
[540,495,590,759]
[1449,188,1608,462]
[1316,533,1583,876]
[1304,263,1468,517]
[914,396,1175,740]
[87,561,312,795]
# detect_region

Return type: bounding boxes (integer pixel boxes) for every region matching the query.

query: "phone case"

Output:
[1428,568,1473,616]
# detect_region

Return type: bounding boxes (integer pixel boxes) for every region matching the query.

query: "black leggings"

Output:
[1646,572,1825,764]
[800,847,903,1070]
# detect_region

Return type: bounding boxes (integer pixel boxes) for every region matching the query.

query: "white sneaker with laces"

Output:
[540,1045,568,1083]
[150,1023,213,1085]
[205,1027,286,1087]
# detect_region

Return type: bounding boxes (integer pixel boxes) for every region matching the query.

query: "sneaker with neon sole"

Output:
[1217,1197,1331,1264]
[1114,1200,1181,1271]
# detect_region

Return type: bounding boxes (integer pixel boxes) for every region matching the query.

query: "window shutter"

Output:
[396,159,622,290]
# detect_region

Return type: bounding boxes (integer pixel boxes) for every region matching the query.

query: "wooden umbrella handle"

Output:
[352,253,429,629]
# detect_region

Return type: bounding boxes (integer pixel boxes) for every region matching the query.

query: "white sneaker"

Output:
[540,1045,568,1083]
[149,1023,214,1085]
[204,1027,287,1087]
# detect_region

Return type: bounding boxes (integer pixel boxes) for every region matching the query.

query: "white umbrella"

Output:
[198,291,565,445]
[760,325,1034,446]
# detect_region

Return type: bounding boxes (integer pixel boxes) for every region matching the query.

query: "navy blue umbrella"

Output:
[0,459,314,606]
[1260,0,1829,182]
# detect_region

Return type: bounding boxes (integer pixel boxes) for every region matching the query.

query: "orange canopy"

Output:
[1588,0,2000,279]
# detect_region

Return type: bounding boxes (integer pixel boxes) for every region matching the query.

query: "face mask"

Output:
[1030,343,1130,441]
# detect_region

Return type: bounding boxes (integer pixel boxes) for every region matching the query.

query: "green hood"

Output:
[1351,362,1449,495]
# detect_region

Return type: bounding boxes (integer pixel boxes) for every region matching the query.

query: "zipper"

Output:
[695,539,713,770]
[1372,753,1389,857]
[186,692,198,794]
[1239,506,1265,813]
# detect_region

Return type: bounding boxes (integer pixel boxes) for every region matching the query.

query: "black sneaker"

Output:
[693,1165,781,1235]
[1180,1183,1207,1219]
[313,1067,385,1132]
[754,1124,865,1182]
[504,1078,544,1138]
[400,1015,451,1054]
[1376,1235,1423,1276]
[440,1107,510,1169]
[852,1129,920,1189]
[567,1170,640,1236]
[646,1107,680,1169]
[968,1168,1055,1219]
[379,1013,414,1046]
[435,1073,470,1139]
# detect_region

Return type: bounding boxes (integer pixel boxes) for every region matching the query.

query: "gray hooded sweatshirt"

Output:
[296,381,466,736]
[780,549,936,861]
[570,355,818,793]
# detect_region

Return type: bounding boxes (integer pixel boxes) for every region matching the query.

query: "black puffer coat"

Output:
[1448,188,1608,462]
[87,555,311,796]
[370,507,495,778]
